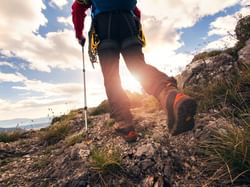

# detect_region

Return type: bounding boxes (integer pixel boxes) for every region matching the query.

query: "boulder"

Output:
[238,39,250,65]
[176,53,239,89]
[235,15,250,44]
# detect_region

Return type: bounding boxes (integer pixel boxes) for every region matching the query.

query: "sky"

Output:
[0,0,250,125]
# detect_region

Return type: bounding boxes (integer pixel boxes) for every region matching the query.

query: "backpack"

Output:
[77,0,137,16]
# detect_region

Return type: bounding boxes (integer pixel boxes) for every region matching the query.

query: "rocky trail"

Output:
[0,107,231,187]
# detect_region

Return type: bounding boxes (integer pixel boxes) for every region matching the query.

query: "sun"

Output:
[121,72,142,93]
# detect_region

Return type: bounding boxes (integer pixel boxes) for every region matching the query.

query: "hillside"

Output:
[0,16,250,187]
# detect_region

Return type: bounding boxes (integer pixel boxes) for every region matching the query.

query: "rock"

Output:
[176,53,238,89]
[135,143,155,157]
[140,159,155,170]
[235,15,250,44]
[238,39,250,65]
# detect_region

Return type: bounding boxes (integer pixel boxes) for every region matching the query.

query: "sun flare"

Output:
[121,72,142,93]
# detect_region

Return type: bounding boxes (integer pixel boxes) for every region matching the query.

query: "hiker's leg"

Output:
[98,48,133,123]
[122,45,197,135]
[95,12,137,142]
[95,12,133,123]
[118,12,177,107]
[121,45,177,105]
[120,12,197,136]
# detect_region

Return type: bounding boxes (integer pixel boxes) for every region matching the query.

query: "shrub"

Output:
[200,122,250,185]
[90,100,110,116]
[184,67,250,118]
[51,110,79,125]
[0,130,23,143]
[90,146,122,173]
[235,15,250,44]
[39,123,70,145]
[191,50,222,62]
[32,155,50,170]
[65,132,85,147]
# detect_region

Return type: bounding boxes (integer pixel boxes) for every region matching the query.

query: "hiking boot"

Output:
[165,90,197,136]
[114,121,137,142]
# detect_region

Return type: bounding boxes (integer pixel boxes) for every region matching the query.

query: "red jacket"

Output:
[71,0,141,40]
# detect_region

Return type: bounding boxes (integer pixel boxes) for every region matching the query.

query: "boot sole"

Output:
[167,92,197,136]
[114,125,137,142]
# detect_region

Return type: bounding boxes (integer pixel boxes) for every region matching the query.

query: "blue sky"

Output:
[0,0,249,125]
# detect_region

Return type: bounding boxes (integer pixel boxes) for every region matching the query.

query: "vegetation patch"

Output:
[191,50,223,62]
[65,132,85,147]
[184,67,250,119]
[32,155,51,170]
[104,119,116,127]
[200,122,250,185]
[39,123,70,145]
[90,146,123,174]
[90,100,110,116]
[51,110,79,125]
[0,130,23,143]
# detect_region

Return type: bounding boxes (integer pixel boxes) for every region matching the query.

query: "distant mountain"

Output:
[0,117,51,131]
[0,127,19,132]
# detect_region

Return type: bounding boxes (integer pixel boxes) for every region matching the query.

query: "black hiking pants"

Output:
[95,11,177,123]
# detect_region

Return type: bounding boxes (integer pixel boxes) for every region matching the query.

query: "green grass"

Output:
[39,123,70,145]
[200,121,250,185]
[32,155,50,170]
[39,109,83,145]
[90,100,110,116]
[90,146,122,174]
[104,119,116,127]
[191,50,223,62]
[0,130,23,143]
[186,51,250,185]
[184,67,250,118]
[65,132,85,147]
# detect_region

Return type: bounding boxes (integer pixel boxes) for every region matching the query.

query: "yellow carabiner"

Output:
[138,28,146,47]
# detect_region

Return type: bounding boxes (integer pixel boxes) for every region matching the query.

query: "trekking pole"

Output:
[81,45,88,131]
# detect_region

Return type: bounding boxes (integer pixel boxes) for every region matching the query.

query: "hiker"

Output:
[72,0,197,142]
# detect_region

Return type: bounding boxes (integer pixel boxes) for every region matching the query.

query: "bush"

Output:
[191,50,222,62]
[90,146,122,173]
[200,122,250,185]
[0,130,23,143]
[184,67,250,118]
[235,15,250,44]
[90,100,110,116]
[39,123,70,145]
[65,132,85,147]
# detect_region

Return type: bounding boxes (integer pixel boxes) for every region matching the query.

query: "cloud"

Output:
[208,15,237,36]
[0,72,26,83]
[0,1,83,73]
[13,79,83,97]
[0,61,15,69]
[49,0,68,9]
[139,0,240,50]
[0,0,242,74]
[0,96,77,121]
[204,2,250,51]
[58,16,73,27]
[0,72,106,120]
[0,0,47,35]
